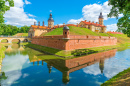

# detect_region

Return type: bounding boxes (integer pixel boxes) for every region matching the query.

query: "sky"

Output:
[4,0,123,31]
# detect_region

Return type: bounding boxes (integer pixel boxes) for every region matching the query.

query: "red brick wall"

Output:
[67,35,117,50]
[31,35,117,50]
[107,31,123,34]
[65,49,117,69]
[32,35,65,50]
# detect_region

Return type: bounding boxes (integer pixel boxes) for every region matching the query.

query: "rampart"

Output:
[31,35,117,50]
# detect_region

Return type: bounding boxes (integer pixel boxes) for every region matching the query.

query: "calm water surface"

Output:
[0,44,130,86]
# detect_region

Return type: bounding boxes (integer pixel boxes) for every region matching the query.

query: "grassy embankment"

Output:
[0,44,6,68]
[26,26,130,57]
[44,26,109,36]
[0,45,6,58]
[101,67,130,86]
[13,33,28,37]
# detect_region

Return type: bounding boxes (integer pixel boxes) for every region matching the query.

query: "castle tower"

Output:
[48,13,54,28]
[98,12,104,25]
[62,71,70,84]
[63,26,70,38]
[99,58,104,74]
[47,64,52,74]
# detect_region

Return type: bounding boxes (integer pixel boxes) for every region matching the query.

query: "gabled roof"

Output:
[81,21,106,27]
[52,24,77,29]
[31,25,50,29]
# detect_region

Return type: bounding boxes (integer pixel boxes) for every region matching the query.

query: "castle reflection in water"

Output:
[28,48,117,84]
[3,44,117,84]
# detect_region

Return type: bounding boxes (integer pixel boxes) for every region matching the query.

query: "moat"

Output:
[0,44,130,86]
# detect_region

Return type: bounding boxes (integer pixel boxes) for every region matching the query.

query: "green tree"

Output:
[0,0,14,24]
[19,26,30,33]
[108,0,130,37]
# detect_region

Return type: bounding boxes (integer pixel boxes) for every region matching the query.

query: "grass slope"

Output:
[101,67,130,86]
[0,44,6,67]
[26,43,72,58]
[32,26,130,57]
[13,33,28,36]
[109,33,130,44]
[45,26,130,44]
[45,26,110,36]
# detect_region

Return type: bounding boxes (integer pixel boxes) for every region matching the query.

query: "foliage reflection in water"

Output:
[0,44,130,86]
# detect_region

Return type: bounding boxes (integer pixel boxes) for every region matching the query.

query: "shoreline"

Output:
[101,67,130,86]
[25,42,130,58]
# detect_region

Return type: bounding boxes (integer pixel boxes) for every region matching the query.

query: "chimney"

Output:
[57,24,59,28]
[96,22,98,24]
[63,23,65,27]
[77,23,78,27]
[38,21,40,26]
[34,22,36,26]
[89,21,91,23]
[85,20,87,22]
[92,21,94,23]
[43,21,44,26]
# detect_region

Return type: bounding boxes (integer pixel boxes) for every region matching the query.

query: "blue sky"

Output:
[4,0,122,31]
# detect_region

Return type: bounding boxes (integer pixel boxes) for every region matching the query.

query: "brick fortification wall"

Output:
[65,49,117,69]
[67,35,117,50]
[31,35,117,50]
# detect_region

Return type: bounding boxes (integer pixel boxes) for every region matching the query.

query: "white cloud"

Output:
[98,1,100,3]
[1,53,30,86]
[28,14,36,17]
[67,1,123,26]
[4,0,37,26]
[106,24,118,31]
[83,50,130,79]
[25,0,31,4]
[58,23,63,25]
[67,18,84,24]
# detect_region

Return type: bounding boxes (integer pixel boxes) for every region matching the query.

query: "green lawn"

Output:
[26,43,72,58]
[30,26,130,57]
[45,26,130,45]
[101,67,130,86]
[26,42,130,58]
[13,33,28,37]
[0,44,6,60]
[45,26,110,36]
[22,33,28,36]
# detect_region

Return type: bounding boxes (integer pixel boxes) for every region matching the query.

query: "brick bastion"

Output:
[31,26,117,50]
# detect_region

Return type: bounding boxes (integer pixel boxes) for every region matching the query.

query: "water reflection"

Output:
[1,44,130,86]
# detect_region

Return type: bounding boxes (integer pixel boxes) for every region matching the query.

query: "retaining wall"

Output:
[31,35,117,50]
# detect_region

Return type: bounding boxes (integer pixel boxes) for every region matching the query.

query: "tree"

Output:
[108,0,130,37]
[19,26,30,33]
[0,0,14,24]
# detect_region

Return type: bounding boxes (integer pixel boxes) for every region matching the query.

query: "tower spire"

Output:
[99,9,103,19]
[98,10,104,25]
[48,10,54,28]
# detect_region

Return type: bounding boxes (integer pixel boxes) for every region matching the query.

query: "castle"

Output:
[28,12,106,37]
[78,12,106,33]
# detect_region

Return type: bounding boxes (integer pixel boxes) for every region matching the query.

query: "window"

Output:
[65,32,67,34]
[88,26,90,29]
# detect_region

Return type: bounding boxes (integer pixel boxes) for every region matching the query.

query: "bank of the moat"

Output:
[26,42,130,58]
[101,67,130,86]
[0,44,130,86]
